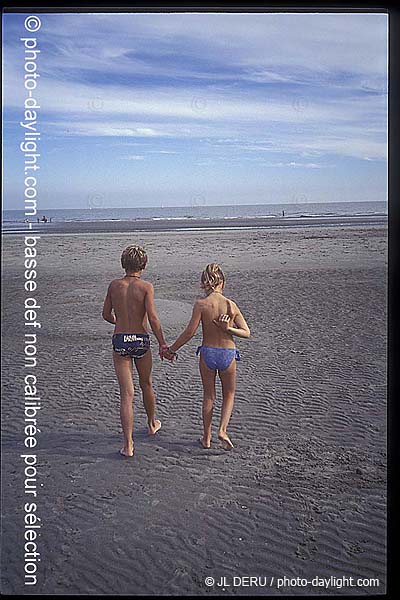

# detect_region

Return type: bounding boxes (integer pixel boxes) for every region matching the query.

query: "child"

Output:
[165,263,250,450]
[102,245,168,457]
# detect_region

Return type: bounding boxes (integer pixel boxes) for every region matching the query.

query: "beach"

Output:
[1,224,387,595]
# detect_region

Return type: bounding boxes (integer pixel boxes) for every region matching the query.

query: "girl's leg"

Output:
[218,358,236,450]
[113,352,135,456]
[134,350,161,435]
[199,354,216,448]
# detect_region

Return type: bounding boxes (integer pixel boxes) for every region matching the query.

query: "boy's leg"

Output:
[134,351,161,435]
[113,352,135,457]
[218,359,236,450]
[199,354,216,448]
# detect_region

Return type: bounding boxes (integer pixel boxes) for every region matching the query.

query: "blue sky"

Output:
[2,12,388,209]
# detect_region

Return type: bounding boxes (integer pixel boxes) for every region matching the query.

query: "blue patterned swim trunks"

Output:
[112,333,150,358]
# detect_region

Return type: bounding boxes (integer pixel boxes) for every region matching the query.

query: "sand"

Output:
[8,214,388,236]
[1,225,387,595]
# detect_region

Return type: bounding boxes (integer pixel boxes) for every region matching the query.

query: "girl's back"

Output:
[200,292,236,348]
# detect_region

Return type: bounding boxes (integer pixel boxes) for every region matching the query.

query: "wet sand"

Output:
[1,225,387,595]
[4,214,387,236]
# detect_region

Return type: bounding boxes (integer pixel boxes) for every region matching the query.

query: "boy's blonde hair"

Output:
[121,245,148,272]
[201,263,225,292]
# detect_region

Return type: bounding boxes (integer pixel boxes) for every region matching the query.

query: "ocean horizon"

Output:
[2,200,388,233]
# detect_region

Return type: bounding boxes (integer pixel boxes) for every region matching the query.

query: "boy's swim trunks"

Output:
[196,345,240,371]
[112,333,150,358]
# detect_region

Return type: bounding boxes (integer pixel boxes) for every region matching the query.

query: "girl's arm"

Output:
[229,308,250,338]
[169,301,202,353]
[213,306,250,338]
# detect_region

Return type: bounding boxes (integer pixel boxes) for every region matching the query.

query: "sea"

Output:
[2,201,387,233]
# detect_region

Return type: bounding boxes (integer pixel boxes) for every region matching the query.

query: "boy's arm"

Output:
[145,284,167,349]
[169,302,202,353]
[102,284,116,325]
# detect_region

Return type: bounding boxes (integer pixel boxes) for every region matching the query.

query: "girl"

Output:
[165,263,250,450]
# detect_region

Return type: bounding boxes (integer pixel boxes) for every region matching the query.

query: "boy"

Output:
[102,245,167,457]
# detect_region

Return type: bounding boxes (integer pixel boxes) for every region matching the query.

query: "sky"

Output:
[2,11,388,210]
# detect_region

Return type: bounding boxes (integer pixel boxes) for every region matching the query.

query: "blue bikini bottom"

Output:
[196,345,240,371]
[112,333,150,358]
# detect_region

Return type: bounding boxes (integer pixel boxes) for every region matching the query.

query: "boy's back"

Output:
[199,293,237,348]
[109,277,150,334]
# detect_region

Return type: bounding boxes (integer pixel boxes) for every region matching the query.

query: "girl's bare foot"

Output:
[198,437,211,449]
[218,432,234,450]
[148,419,162,435]
[119,444,134,457]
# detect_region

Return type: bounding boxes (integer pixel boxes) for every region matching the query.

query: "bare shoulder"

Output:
[142,280,154,292]
[194,297,206,310]
[109,278,122,290]
[225,297,239,313]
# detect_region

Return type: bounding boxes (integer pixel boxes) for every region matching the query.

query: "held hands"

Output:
[212,313,231,332]
[159,343,169,360]
[164,347,178,362]
[159,343,178,362]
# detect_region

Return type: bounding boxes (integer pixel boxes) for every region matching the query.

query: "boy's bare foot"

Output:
[198,437,211,449]
[218,433,234,450]
[119,445,134,457]
[148,419,162,435]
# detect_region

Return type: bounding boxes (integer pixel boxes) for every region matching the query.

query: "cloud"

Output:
[146,150,178,154]
[2,12,388,166]
[120,154,145,160]
[5,12,387,81]
[268,162,332,169]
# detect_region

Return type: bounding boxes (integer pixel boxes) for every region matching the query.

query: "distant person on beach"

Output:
[102,245,169,457]
[163,263,250,450]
